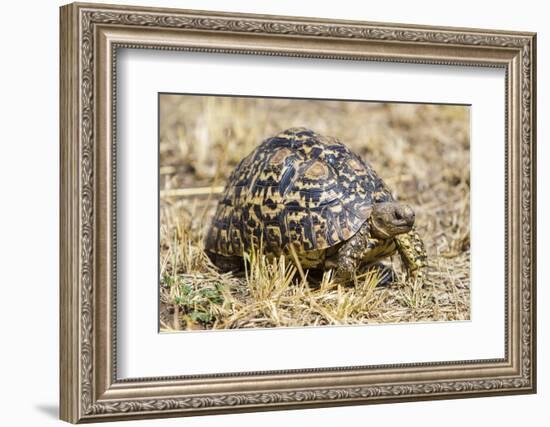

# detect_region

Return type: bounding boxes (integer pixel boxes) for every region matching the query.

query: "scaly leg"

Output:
[394,227,427,283]
[334,223,375,281]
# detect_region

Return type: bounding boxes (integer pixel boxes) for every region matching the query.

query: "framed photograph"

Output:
[60,2,536,423]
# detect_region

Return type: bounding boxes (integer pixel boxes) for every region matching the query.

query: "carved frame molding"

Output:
[60,2,536,423]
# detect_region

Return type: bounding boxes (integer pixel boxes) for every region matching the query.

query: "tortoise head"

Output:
[369,202,415,239]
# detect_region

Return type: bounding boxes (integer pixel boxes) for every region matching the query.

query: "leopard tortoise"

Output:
[205,127,426,281]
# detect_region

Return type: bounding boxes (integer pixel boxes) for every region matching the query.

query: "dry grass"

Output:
[159,95,470,331]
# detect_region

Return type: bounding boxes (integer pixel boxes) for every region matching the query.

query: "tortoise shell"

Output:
[205,127,393,258]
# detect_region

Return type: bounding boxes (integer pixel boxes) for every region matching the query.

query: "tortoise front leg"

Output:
[333,223,374,281]
[394,227,427,282]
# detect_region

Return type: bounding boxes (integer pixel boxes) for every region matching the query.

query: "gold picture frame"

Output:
[60,2,536,423]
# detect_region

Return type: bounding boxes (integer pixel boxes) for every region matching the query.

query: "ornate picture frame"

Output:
[60,2,536,423]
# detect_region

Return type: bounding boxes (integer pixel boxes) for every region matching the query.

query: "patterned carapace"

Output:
[205,128,392,255]
[205,127,426,279]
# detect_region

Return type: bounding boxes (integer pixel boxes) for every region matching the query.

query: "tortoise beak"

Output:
[394,204,415,228]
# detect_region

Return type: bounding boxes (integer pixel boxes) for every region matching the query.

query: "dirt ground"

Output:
[159,94,470,331]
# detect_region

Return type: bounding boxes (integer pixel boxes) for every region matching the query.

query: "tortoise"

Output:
[205,127,426,282]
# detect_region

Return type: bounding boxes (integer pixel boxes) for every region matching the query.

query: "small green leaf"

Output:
[190,311,212,323]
